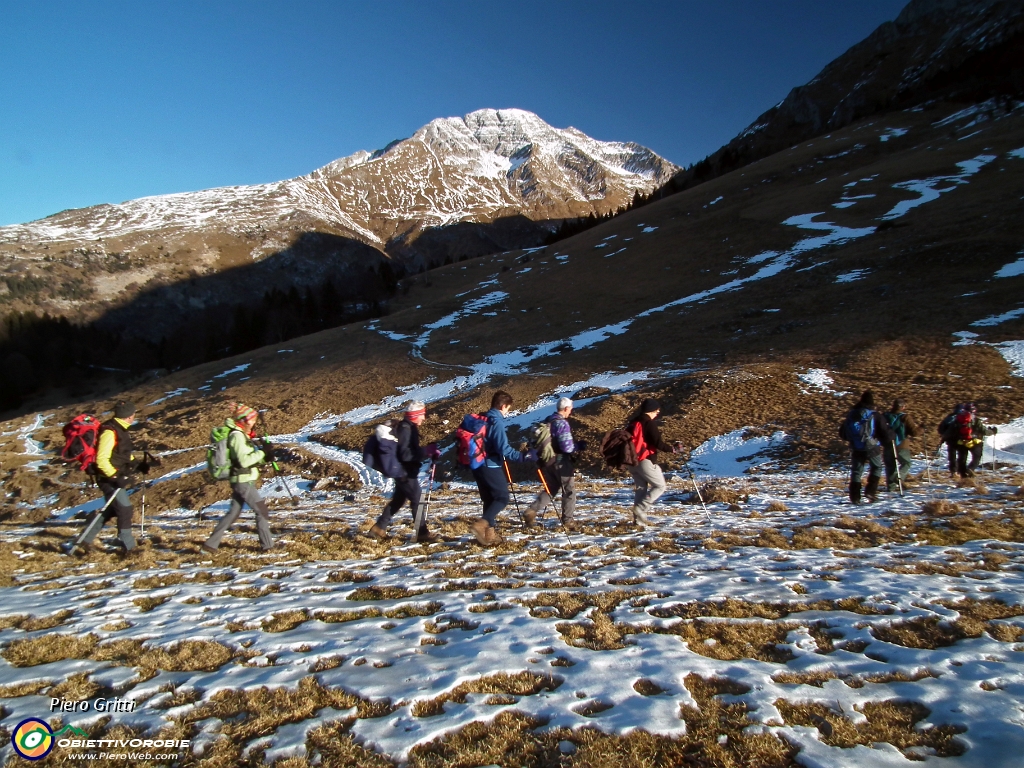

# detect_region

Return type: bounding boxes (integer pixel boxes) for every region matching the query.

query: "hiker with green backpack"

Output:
[202,402,274,554]
[524,397,585,531]
[882,399,919,492]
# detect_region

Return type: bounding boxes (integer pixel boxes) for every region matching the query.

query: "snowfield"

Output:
[2,420,1024,765]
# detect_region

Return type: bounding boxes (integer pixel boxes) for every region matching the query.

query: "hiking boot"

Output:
[562,519,578,533]
[61,542,90,558]
[632,508,649,527]
[486,527,503,546]
[963,468,976,478]
[470,519,492,546]
[416,529,440,544]
[200,543,218,556]
[523,509,538,528]
[367,524,388,540]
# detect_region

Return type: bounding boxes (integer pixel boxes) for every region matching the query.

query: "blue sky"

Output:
[0,1,907,226]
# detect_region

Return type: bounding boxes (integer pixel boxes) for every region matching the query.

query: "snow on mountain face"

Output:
[0,109,678,251]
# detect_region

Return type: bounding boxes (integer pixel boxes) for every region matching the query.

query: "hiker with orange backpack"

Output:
[462,391,536,546]
[201,403,275,554]
[939,402,997,478]
[62,401,156,557]
[626,398,683,526]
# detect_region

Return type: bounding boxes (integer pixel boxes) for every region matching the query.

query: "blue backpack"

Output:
[842,408,876,451]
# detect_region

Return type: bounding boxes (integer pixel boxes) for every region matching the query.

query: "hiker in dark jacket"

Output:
[63,400,151,556]
[368,401,441,543]
[470,390,536,546]
[626,398,681,526]
[202,403,274,554]
[839,390,894,503]
[940,402,997,478]
[525,397,584,531]
[882,399,919,491]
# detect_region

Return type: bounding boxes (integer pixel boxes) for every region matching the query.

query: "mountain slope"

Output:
[0,109,677,325]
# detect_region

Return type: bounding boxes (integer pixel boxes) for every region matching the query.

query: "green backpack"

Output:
[207,425,233,480]
[529,421,556,465]
[885,412,907,445]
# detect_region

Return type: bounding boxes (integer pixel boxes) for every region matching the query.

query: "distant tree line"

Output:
[0,263,402,413]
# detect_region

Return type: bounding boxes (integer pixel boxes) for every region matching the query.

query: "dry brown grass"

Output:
[514,589,653,620]
[872,617,979,649]
[776,698,965,759]
[220,582,282,598]
[648,597,889,621]
[765,500,789,513]
[632,678,666,696]
[2,632,99,666]
[347,585,427,601]
[326,568,374,584]
[0,679,52,697]
[922,499,963,516]
[133,595,170,612]
[173,675,394,762]
[132,570,234,590]
[313,607,384,623]
[263,609,310,633]
[467,601,513,613]
[411,671,562,717]
[772,668,938,688]
[0,609,75,632]
[423,616,480,634]
[384,601,443,619]
[49,671,114,701]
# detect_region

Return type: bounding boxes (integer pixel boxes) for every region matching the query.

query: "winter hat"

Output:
[640,398,661,413]
[857,390,875,408]
[556,397,573,411]
[405,401,426,419]
[114,400,136,419]
[230,402,258,428]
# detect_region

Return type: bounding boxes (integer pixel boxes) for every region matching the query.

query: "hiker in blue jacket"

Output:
[838,390,894,503]
[525,397,583,530]
[471,390,536,546]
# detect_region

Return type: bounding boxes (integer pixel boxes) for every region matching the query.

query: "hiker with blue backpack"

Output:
[524,397,585,531]
[882,399,919,492]
[458,390,536,546]
[201,403,274,554]
[365,401,441,543]
[838,390,895,504]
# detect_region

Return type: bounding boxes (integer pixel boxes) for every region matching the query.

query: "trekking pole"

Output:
[257,413,299,507]
[891,443,903,497]
[537,467,573,546]
[685,464,712,523]
[502,459,526,525]
[411,462,436,542]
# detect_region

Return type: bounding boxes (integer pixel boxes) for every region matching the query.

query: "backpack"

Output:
[362,421,404,478]
[842,408,878,452]
[530,421,556,465]
[456,413,488,469]
[955,411,976,446]
[207,425,234,480]
[601,428,638,469]
[885,412,906,445]
[61,414,101,473]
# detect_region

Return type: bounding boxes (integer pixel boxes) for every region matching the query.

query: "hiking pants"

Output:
[629,459,667,516]
[954,444,984,476]
[884,443,913,489]
[204,482,273,551]
[376,476,423,529]
[528,457,576,523]
[472,463,509,527]
[76,482,136,551]
[850,450,884,484]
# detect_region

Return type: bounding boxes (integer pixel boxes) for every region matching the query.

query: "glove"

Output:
[149,454,163,467]
[574,440,588,453]
[260,440,275,462]
[524,449,538,463]
[989,426,998,435]
[111,472,132,489]
[136,460,150,475]
[426,442,441,460]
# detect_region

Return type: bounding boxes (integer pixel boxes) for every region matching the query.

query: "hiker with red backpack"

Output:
[62,401,155,557]
[839,390,895,503]
[939,402,997,478]
[462,391,536,546]
[524,397,585,532]
[626,398,683,526]
[201,403,275,554]
[882,399,919,492]
[366,401,441,543]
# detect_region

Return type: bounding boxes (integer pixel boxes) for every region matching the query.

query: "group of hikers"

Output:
[59,386,1002,556]
[839,389,998,504]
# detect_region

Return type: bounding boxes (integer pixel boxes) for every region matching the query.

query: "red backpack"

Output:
[456,414,488,469]
[61,414,101,473]
[955,411,975,445]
